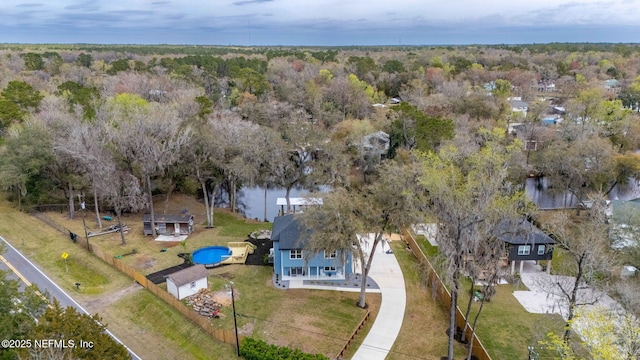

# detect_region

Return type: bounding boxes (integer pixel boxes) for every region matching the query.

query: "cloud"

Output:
[64,1,100,12]
[1,0,639,45]
[233,0,273,6]
[16,3,43,7]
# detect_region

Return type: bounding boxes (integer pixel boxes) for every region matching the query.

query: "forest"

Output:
[1,43,640,359]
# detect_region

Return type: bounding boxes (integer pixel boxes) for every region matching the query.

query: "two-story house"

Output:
[271,214,353,283]
[499,219,555,275]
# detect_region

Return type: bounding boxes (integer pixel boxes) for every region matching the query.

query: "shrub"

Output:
[240,337,328,360]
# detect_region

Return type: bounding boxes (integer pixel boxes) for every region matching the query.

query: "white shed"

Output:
[166,265,209,300]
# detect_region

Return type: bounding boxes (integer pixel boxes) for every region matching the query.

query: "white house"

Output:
[508,97,528,116]
[166,265,209,300]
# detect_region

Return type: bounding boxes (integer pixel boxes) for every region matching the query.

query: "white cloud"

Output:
[1,0,639,44]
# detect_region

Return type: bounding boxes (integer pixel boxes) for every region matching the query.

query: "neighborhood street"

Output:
[0,235,142,360]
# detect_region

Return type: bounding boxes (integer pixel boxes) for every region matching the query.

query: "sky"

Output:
[1,0,639,46]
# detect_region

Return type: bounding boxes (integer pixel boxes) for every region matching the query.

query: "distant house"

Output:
[143,214,194,236]
[351,131,390,162]
[508,97,528,116]
[535,81,556,93]
[604,79,621,94]
[271,214,353,283]
[166,265,208,300]
[498,219,555,275]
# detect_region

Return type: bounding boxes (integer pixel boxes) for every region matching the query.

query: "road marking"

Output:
[1,254,52,307]
[0,254,32,286]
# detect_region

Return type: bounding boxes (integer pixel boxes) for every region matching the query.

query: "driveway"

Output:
[513,261,621,318]
[282,234,407,360]
[513,260,632,354]
[351,235,406,360]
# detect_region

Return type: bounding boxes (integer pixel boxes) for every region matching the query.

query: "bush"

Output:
[240,337,328,360]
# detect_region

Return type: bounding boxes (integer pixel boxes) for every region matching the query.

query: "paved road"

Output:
[1,235,142,360]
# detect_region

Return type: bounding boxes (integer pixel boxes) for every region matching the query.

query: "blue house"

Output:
[271,214,353,281]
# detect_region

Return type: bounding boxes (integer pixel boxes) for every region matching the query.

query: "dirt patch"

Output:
[159,241,181,248]
[210,290,232,307]
[83,282,143,314]
[134,255,157,269]
[217,272,236,281]
[239,321,255,336]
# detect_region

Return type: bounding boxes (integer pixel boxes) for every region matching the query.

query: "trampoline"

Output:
[191,246,232,266]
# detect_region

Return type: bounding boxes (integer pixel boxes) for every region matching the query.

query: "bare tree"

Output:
[209,109,262,213]
[420,131,526,360]
[104,100,191,237]
[261,118,345,212]
[541,195,617,343]
[182,117,223,227]
[100,168,147,245]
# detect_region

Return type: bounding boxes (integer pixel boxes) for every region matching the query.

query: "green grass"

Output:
[54,257,109,294]
[207,264,368,357]
[110,289,238,360]
[215,211,272,237]
[458,282,564,359]
[389,241,468,360]
[406,227,566,359]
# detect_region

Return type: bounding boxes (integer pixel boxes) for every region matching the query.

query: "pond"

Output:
[525,176,640,209]
[225,185,328,223]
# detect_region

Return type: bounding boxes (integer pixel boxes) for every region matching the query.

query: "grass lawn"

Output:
[207,264,374,358]
[407,228,567,360]
[388,241,468,360]
[2,194,380,359]
[0,201,131,296]
[104,288,238,360]
[0,199,229,359]
[47,195,273,276]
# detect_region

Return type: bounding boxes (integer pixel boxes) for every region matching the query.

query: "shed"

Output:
[143,214,194,236]
[166,265,209,300]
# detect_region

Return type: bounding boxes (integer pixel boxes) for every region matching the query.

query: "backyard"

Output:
[1,194,383,358]
[412,230,567,359]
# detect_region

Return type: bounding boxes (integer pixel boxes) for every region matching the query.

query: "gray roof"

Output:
[271,214,308,250]
[166,265,208,287]
[498,219,555,246]
[143,214,193,224]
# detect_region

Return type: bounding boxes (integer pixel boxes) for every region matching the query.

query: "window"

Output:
[325,250,337,259]
[537,245,545,255]
[324,266,336,272]
[517,245,530,256]
[190,281,196,288]
[290,267,303,276]
[290,250,302,259]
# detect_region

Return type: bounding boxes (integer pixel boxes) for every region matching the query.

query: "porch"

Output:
[280,265,346,281]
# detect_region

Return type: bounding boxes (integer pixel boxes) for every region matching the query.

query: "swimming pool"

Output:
[191,246,232,266]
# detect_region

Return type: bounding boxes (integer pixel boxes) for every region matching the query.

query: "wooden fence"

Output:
[31,211,242,348]
[402,228,492,360]
[336,310,370,359]
[89,243,243,347]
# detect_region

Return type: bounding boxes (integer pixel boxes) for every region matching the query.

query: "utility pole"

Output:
[78,194,90,252]
[230,281,240,357]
